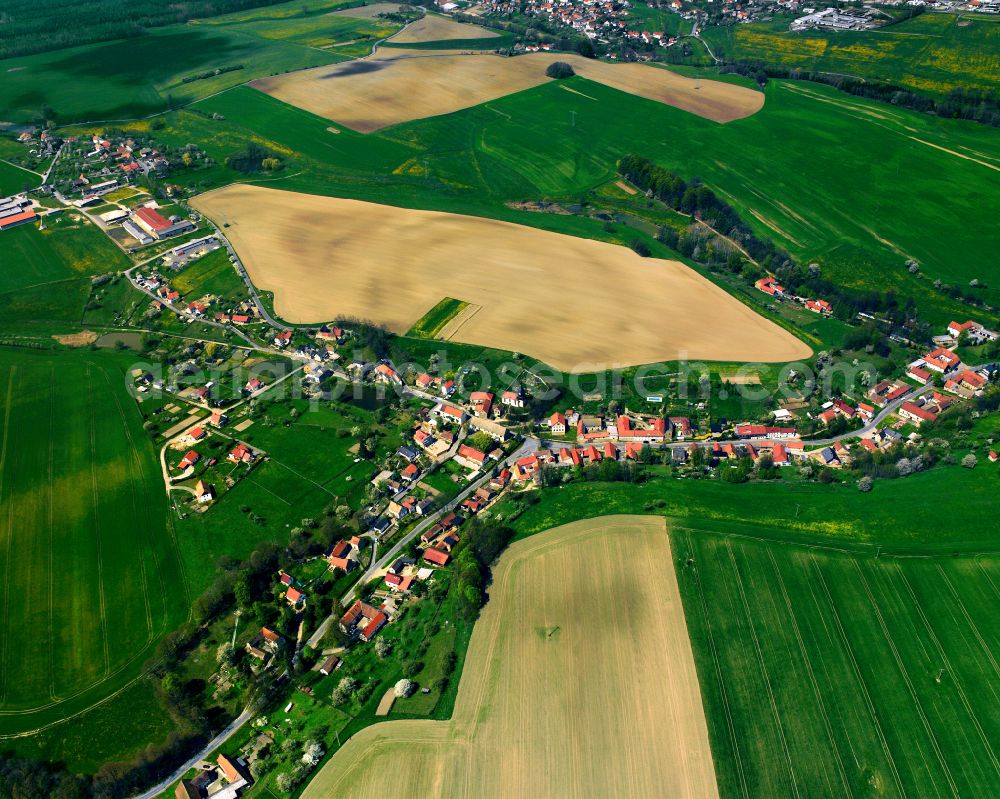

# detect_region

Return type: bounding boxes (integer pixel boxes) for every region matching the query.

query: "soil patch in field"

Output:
[300,516,720,799]
[190,185,811,371]
[250,50,764,131]
[52,330,98,347]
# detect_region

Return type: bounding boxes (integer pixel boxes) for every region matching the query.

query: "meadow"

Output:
[406,297,469,339]
[703,12,1000,97]
[302,516,720,799]
[0,348,188,741]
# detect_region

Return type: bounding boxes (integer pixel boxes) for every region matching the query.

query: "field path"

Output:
[301,515,719,799]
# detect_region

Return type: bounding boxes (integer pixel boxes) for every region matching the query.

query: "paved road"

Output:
[128,707,253,799]
[207,222,290,332]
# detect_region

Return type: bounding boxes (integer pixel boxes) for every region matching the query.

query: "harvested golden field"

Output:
[190,185,810,371]
[250,50,764,131]
[301,516,720,799]
[391,12,500,43]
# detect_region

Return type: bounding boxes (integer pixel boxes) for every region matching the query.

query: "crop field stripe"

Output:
[46,366,56,700]
[765,550,853,798]
[936,565,1000,683]
[851,561,959,798]
[0,365,16,704]
[723,540,800,798]
[810,558,907,796]
[102,368,155,640]
[893,565,1000,783]
[735,543,842,796]
[678,530,749,798]
[869,564,995,794]
[86,366,112,679]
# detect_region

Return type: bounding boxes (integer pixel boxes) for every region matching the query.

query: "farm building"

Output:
[132,206,195,240]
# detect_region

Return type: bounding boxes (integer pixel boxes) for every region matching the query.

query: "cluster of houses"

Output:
[490,0,681,47]
[547,410,690,443]
[755,276,833,316]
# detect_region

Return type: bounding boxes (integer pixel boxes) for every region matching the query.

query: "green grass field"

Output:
[406,297,469,339]
[0,214,131,335]
[0,348,188,741]
[0,159,39,195]
[0,23,342,123]
[703,12,1000,96]
[172,247,246,301]
[675,526,1000,799]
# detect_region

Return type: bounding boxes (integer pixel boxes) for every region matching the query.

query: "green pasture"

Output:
[172,247,246,300]
[0,348,188,745]
[703,12,1000,96]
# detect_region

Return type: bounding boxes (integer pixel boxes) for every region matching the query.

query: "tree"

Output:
[301,741,324,766]
[858,476,873,492]
[545,61,575,79]
[332,676,358,705]
[962,453,978,469]
[276,772,294,792]
[375,637,392,659]
[394,678,415,698]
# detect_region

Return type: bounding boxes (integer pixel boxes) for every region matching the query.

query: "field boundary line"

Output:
[245,476,292,505]
[973,558,1000,602]
[853,561,959,799]
[0,366,16,705]
[810,558,905,797]
[894,566,1000,779]
[87,366,112,679]
[679,530,749,799]
[724,539,800,798]
[766,550,853,798]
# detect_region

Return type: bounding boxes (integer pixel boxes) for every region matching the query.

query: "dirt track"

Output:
[190,185,811,371]
[250,50,764,131]
[299,516,720,799]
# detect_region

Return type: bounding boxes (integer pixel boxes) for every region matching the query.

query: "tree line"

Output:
[719,60,1000,129]
[0,0,289,60]
[618,154,929,325]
